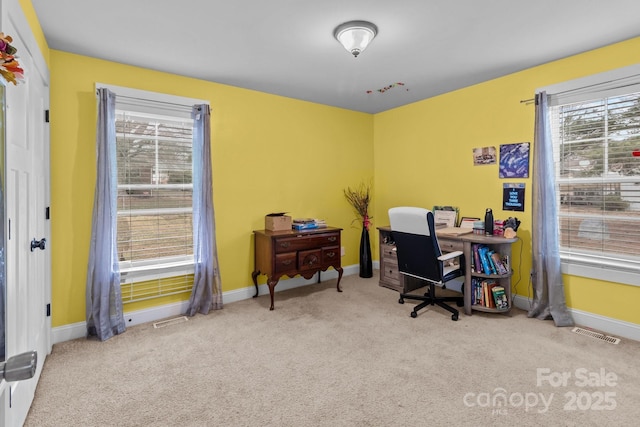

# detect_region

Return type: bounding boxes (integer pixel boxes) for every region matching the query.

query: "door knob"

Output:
[30,238,46,252]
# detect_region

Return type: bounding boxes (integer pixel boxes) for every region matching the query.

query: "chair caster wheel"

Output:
[410,312,417,318]
[398,298,404,304]
[456,300,464,307]
[451,314,459,321]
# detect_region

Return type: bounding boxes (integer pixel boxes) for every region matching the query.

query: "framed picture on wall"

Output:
[499,142,530,178]
[473,146,497,165]
[503,183,526,211]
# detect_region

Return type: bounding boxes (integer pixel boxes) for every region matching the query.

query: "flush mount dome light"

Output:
[334,20,378,58]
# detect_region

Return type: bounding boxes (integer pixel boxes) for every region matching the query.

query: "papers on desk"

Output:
[437,227,473,236]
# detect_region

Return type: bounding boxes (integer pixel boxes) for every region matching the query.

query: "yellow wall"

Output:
[18,0,49,66]
[21,0,640,328]
[49,51,373,327]
[373,36,640,325]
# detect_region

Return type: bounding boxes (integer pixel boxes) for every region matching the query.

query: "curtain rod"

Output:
[519,72,640,105]
[96,90,198,110]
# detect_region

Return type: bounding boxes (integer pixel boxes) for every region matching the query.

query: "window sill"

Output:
[561,261,639,287]
[120,259,194,284]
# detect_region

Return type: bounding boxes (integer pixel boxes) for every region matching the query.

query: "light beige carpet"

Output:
[26,274,640,426]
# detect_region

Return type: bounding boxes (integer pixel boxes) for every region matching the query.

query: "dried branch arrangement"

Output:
[344,182,372,229]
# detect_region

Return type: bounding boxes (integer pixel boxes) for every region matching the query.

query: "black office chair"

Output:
[388,207,464,321]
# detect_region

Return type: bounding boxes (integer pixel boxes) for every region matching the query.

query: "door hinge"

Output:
[46,206,50,220]
[46,303,51,317]
[45,109,50,123]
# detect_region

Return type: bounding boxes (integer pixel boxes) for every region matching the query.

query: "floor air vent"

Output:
[153,316,189,329]
[571,327,620,345]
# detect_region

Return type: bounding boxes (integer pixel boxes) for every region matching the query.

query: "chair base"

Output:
[399,283,462,321]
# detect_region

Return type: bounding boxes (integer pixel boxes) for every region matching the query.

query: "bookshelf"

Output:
[463,234,518,314]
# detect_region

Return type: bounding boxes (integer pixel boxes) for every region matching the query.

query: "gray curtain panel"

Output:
[528,91,574,327]
[85,88,126,340]
[186,104,223,315]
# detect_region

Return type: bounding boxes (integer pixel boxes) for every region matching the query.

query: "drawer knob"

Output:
[280,242,290,248]
[328,236,337,242]
[326,252,336,258]
[283,260,292,265]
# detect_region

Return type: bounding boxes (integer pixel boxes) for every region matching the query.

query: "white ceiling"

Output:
[31,0,640,114]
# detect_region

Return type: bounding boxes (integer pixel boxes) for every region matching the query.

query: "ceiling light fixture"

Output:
[334,20,378,58]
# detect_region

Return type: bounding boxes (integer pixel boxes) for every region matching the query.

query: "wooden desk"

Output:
[252,227,343,310]
[377,226,517,316]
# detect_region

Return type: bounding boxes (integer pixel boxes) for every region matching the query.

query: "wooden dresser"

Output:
[252,227,343,310]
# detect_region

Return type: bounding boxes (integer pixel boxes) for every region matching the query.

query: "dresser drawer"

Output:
[382,259,401,285]
[298,248,322,271]
[274,252,297,273]
[322,246,340,265]
[380,244,397,261]
[439,237,463,252]
[274,232,340,253]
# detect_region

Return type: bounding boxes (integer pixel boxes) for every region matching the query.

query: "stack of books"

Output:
[471,244,509,275]
[292,218,327,230]
[470,279,509,310]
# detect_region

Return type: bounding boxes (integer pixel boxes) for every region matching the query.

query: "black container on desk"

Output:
[484,208,494,235]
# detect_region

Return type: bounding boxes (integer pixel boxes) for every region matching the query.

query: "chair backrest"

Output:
[388,207,443,282]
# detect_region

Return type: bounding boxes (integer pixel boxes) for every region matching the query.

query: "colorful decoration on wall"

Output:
[366,82,406,94]
[0,33,24,85]
[499,142,530,178]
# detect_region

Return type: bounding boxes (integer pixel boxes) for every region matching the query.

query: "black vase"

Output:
[359,226,373,278]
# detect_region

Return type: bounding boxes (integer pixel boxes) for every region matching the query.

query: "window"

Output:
[99,85,207,302]
[548,73,640,284]
[116,110,193,265]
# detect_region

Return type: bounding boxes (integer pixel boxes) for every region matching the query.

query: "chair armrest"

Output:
[438,250,463,262]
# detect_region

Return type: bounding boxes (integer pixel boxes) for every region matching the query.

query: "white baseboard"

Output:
[52,264,360,345]
[55,269,639,345]
[513,294,640,342]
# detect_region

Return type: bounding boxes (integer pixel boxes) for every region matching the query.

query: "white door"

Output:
[0,5,51,425]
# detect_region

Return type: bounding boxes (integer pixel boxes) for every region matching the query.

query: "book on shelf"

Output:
[472,244,483,274]
[502,255,510,272]
[490,252,509,275]
[491,285,509,310]
[484,280,498,308]
[477,245,493,275]
[485,249,498,275]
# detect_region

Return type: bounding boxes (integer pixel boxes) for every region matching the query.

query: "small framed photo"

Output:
[459,216,481,228]
[473,146,497,165]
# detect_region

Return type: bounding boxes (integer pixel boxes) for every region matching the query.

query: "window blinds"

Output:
[549,87,640,273]
[115,110,194,264]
